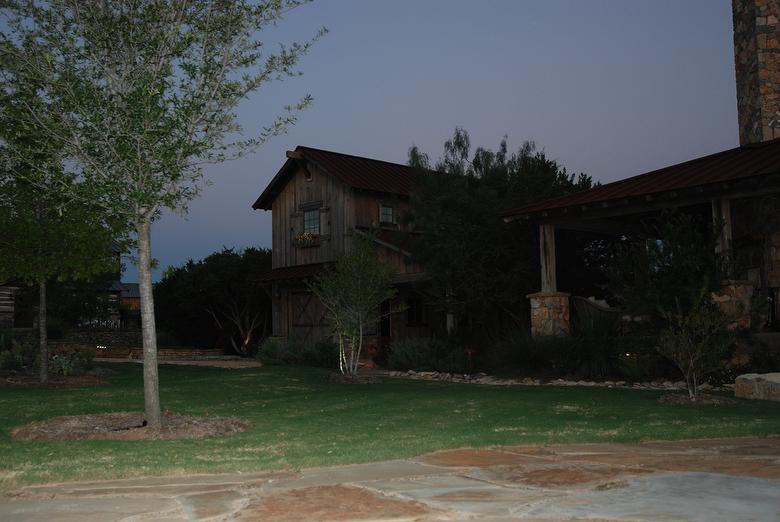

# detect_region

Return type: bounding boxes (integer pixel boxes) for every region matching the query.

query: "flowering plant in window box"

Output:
[293,232,320,247]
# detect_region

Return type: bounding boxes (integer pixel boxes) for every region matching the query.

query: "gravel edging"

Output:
[371,369,734,392]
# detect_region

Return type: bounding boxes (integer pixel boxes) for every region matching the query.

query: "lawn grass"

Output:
[1,363,779,487]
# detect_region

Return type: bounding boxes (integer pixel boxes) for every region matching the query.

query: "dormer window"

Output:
[379,204,394,225]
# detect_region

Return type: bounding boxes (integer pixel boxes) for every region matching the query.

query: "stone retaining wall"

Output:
[50,342,222,359]
[61,328,143,347]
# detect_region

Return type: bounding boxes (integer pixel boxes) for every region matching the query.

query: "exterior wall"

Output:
[353,192,410,230]
[733,0,780,145]
[271,162,349,269]
[268,162,430,345]
[272,283,436,358]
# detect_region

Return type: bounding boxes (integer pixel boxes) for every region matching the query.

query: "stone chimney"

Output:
[732,0,780,145]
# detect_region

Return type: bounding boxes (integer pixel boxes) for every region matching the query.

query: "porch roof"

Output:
[501,138,780,223]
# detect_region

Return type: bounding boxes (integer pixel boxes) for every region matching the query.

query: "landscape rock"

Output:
[734,373,780,402]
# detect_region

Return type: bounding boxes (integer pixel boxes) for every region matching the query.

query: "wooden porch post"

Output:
[712,198,733,257]
[527,223,571,337]
[539,223,557,292]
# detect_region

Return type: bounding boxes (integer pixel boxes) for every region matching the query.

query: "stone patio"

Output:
[2,436,779,521]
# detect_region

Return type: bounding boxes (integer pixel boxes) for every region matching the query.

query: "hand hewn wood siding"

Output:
[271,164,348,269]
[353,193,409,229]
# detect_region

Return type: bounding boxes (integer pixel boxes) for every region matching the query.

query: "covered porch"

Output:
[501,138,780,336]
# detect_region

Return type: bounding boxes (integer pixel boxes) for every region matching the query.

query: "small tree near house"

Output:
[658,288,736,401]
[310,237,396,376]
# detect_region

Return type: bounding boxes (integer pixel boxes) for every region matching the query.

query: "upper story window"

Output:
[303,209,320,234]
[379,204,394,225]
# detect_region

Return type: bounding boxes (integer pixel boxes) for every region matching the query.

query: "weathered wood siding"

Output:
[271,163,348,269]
[269,164,431,341]
[353,193,410,230]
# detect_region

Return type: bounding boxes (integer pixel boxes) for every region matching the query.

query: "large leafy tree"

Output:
[154,247,272,353]
[0,73,122,383]
[407,128,593,338]
[1,0,324,426]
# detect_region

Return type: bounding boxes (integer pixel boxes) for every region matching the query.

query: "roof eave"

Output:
[251,155,300,210]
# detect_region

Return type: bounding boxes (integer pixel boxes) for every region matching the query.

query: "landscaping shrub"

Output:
[387,338,437,371]
[658,289,736,400]
[256,337,288,365]
[49,347,95,376]
[0,338,37,375]
[482,329,677,382]
[256,337,338,369]
[302,341,340,368]
[386,337,471,373]
[483,331,572,376]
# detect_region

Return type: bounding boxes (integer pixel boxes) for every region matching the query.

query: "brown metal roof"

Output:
[501,138,780,220]
[253,146,417,210]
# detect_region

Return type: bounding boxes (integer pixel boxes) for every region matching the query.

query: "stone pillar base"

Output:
[527,291,571,337]
[711,280,754,330]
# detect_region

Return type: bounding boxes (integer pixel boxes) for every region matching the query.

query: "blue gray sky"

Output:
[126,0,738,282]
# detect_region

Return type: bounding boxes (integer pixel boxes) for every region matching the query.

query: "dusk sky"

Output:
[127,0,738,282]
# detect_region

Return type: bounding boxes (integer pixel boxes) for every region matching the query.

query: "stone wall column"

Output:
[527,291,571,337]
[711,280,754,330]
[732,0,780,145]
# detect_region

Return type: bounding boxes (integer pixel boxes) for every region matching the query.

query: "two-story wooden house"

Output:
[252,146,439,350]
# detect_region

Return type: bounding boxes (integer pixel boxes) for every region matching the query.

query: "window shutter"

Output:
[319,207,329,236]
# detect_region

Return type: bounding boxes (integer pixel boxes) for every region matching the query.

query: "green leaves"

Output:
[658,288,736,399]
[310,236,396,374]
[2,0,324,221]
[406,128,593,333]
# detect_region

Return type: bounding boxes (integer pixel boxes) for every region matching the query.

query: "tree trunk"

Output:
[137,218,161,428]
[38,279,47,384]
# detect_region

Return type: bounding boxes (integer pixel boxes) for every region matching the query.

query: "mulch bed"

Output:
[12,411,252,441]
[658,393,738,405]
[0,374,108,388]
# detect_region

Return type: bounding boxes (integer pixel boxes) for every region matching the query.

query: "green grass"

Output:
[1,363,779,487]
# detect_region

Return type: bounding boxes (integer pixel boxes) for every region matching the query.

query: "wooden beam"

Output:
[286,150,303,159]
[539,224,557,292]
[536,178,780,223]
[712,198,733,256]
[548,219,641,236]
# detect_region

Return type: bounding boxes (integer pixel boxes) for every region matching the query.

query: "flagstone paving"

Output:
[1,436,778,521]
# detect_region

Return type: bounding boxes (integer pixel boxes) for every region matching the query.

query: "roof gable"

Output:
[252,146,417,210]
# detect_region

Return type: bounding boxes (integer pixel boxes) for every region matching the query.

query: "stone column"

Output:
[732,0,780,145]
[711,280,754,330]
[527,291,571,337]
